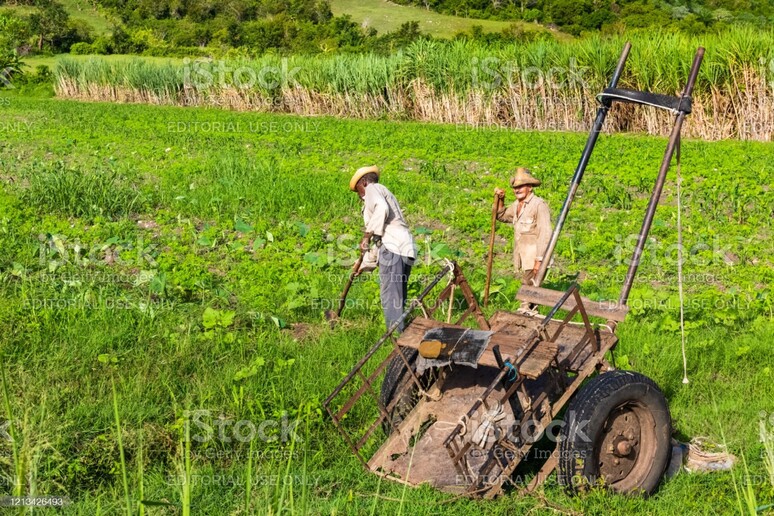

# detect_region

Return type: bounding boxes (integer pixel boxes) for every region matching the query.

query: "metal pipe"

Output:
[323,263,453,407]
[535,42,632,285]
[618,47,704,306]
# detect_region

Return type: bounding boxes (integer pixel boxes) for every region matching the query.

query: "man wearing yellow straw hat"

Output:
[350,165,416,332]
[494,168,552,296]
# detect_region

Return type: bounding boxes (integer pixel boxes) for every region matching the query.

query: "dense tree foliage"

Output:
[0,0,770,57]
[394,0,772,35]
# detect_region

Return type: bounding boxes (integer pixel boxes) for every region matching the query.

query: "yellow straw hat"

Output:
[350,165,380,191]
[509,167,541,188]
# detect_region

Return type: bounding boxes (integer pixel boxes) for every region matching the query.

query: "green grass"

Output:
[1,0,114,38]
[330,0,555,39]
[0,94,771,513]
[58,0,115,37]
[23,54,185,73]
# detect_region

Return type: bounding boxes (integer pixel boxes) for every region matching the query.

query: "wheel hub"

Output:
[599,407,642,484]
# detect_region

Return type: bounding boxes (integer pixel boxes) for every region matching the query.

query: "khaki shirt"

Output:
[496,193,551,272]
[362,183,416,258]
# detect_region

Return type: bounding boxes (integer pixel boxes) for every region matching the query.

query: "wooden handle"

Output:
[336,252,365,317]
[483,192,499,306]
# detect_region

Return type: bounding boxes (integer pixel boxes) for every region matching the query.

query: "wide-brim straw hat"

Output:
[350,165,380,191]
[509,167,541,188]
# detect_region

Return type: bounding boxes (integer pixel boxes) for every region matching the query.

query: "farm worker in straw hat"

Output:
[350,165,416,332]
[494,168,552,298]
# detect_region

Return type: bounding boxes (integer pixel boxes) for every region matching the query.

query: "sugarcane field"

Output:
[0,1,773,513]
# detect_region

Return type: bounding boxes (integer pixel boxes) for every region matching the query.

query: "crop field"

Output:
[52,28,774,142]
[0,94,772,513]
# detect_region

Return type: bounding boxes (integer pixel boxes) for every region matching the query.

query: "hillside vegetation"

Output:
[1,0,771,59]
[394,0,773,35]
[328,0,551,39]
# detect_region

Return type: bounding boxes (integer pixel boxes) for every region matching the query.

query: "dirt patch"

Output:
[290,322,315,341]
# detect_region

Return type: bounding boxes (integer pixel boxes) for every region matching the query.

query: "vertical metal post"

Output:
[535,42,632,286]
[617,47,704,306]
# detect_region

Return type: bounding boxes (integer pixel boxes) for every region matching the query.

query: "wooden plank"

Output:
[396,318,462,348]
[517,286,629,322]
[489,311,537,332]
[487,334,557,379]
[396,317,557,379]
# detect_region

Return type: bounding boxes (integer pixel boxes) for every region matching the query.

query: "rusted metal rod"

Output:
[323,263,453,407]
[618,47,704,306]
[535,42,632,286]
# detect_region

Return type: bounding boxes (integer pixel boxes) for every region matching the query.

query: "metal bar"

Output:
[454,306,474,326]
[356,413,388,450]
[484,191,500,306]
[524,450,559,492]
[549,305,579,342]
[455,268,491,330]
[334,353,393,422]
[618,47,704,306]
[324,404,371,469]
[561,334,591,370]
[499,375,524,405]
[547,335,619,421]
[541,283,579,324]
[391,334,426,394]
[324,263,453,408]
[425,282,453,316]
[452,441,473,465]
[354,368,395,435]
[535,42,632,286]
[480,393,552,500]
[572,289,598,352]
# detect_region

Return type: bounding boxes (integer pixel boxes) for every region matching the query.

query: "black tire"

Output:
[379,347,426,434]
[558,370,671,496]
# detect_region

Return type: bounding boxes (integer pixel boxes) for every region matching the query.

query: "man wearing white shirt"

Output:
[350,165,416,332]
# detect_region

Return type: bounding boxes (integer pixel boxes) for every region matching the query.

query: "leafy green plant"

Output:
[21,162,145,219]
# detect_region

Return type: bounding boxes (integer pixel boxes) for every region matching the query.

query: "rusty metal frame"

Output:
[324,43,705,499]
[322,262,490,467]
[442,283,603,498]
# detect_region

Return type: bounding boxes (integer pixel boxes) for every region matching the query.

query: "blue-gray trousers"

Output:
[379,248,414,332]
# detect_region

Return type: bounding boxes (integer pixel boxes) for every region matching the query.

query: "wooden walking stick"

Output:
[483,191,499,307]
[325,250,364,329]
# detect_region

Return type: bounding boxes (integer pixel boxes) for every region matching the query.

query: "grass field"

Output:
[1,0,114,37]
[329,0,552,39]
[0,93,772,513]
[23,54,184,73]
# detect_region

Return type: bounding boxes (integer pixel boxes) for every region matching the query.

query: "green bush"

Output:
[69,42,93,55]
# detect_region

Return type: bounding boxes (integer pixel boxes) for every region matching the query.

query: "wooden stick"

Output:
[446,283,455,323]
[483,192,499,306]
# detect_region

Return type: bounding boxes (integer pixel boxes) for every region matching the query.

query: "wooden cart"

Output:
[323,43,704,498]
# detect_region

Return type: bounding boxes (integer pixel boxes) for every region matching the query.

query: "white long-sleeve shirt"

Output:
[362,183,416,258]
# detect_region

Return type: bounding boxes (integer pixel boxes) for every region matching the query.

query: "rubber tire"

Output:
[558,370,671,496]
[379,347,421,434]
